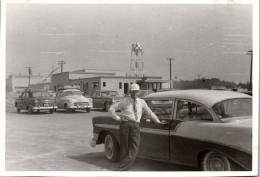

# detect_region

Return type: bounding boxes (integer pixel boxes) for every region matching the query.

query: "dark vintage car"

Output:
[90,90,122,111]
[90,89,252,171]
[15,89,57,114]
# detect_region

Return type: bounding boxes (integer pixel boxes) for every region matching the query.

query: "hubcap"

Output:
[210,157,225,171]
[105,136,114,159]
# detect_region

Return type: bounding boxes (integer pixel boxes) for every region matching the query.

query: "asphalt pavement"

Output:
[5,105,199,172]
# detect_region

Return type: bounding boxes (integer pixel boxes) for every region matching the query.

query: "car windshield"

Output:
[32,91,49,97]
[212,98,252,119]
[101,91,118,97]
[63,91,82,96]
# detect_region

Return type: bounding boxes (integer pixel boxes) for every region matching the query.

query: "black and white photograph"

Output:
[1,0,259,176]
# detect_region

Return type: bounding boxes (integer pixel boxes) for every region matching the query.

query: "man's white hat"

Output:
[130,83,140,91]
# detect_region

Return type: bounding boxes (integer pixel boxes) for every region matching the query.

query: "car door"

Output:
[22,91,30,109]
[55,92,62,108]
[169,99,215,163]
[16,92,25,109]
[91,91,100,108]
[138,99,174,160]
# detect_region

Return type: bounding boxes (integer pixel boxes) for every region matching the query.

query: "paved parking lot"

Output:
[5,107,199,171]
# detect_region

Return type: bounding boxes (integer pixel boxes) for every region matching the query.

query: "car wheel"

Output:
[49,109,54,114]
[64,104,70,113]
[201,151,231,171]
[104,133,120,162]
[16,107,21,113]
[28,106,33,114]
[86,108,91,113]
[104,103,111,112]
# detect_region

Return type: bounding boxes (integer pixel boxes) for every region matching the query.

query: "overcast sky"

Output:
[6,3,252,83]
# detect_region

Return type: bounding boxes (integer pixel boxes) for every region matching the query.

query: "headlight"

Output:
[67,100,73,104]
[112,98,115,103]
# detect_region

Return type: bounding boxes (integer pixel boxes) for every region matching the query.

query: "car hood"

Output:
[33,96,54,102]
[64,95,90,102]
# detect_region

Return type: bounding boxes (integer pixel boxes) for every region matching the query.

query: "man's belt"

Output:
[121,116,138,123]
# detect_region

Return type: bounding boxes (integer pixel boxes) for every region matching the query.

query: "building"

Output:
[6,74,44,93]
[52,70,169,96]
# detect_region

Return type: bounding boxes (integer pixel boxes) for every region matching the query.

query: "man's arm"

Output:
[142,100,164,124]
[108,100,125,121]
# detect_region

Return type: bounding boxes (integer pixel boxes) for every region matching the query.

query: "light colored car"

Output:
[90,89,252,171]
[55,89,93,112]
[15,89,57,114]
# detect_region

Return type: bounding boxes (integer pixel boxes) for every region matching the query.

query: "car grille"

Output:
[74,102,89,106]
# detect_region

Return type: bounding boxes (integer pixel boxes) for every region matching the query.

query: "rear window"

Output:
[212,98,252,118]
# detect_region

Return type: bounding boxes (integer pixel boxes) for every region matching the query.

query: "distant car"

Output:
[15,89,57,114]
[55,89,93,113]
[90,90,122,111]
[90,89,252,171]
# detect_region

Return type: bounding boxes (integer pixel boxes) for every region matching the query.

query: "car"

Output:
[55,89,93,112]
[90,89,252,171]
[90,90,122,111]
[15,89,57,114]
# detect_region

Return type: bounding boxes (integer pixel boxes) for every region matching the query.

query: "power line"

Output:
[58,61,66,73]
[26,67,32,87]
[246,50,253,91]
[167,58,174,89]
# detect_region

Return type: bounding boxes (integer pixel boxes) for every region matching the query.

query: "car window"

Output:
[212,98,252,119]
[32,91,48,97]
[109,91,118,96]
[101,92,109,97]
[21,92,27,99]
[146,100,173,120]
[176,100,213,121]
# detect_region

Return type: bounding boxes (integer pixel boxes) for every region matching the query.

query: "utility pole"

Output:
[246,50,253,91]
[197,74,201,89]
[58,61,66,73]
[27,67,32,87]
[167,58,174,89]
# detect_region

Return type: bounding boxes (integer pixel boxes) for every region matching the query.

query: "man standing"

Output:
[108,83,166,171]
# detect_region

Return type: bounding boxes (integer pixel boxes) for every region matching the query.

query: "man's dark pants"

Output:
[117,120,140,171]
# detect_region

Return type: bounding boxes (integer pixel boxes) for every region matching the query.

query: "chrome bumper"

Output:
[32,106,57,110]
[90,133,99,147]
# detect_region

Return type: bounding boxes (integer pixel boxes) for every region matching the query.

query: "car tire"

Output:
[16,107,21,113]
[49,109,54,114]
[28,106,33,114]
[201,151,231,171]
[64,104,70,113]
[104,133,120,162]
[86,108,91,113]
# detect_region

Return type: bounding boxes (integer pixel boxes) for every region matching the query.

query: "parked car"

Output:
[15,89,57,114]
[90,89,252,171]
[55,89,93,112]
[90,90,122,111]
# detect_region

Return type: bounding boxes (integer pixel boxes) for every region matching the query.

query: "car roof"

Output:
[95,90,118,92]
[145,89,252,107]
[58,89,81,92]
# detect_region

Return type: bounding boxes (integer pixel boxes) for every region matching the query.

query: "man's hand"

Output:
[158,120,167,125]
